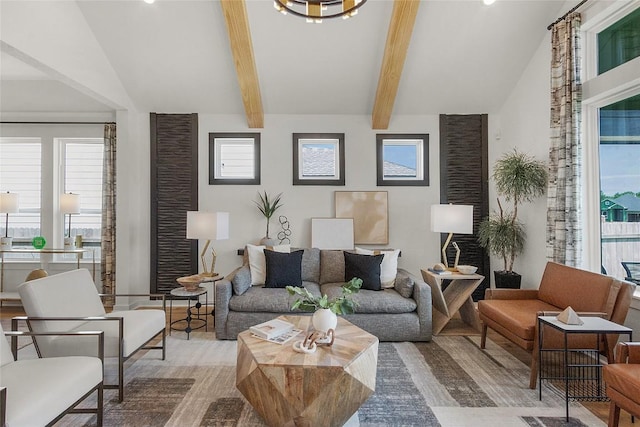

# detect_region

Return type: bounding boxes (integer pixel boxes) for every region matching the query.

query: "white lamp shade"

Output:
[60,193,81,214]
[187,211,229,240]
[0,192,19,213]
[430,204,473,234]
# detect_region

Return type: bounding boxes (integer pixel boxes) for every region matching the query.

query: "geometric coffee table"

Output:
[236,315,379,427]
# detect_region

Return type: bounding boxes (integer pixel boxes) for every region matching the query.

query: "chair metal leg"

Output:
[97,382,104,427]
[162,328,166,361]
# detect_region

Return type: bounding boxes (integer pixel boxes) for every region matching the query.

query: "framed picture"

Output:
[293,133,345,186]
[376,134,429,186]
[335,191,388,244]
[209,132,260,185]
[311,218,354,250]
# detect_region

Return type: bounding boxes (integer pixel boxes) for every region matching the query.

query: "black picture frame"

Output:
[209,132,261,185]
[376,133,429,186]
[293,133,345,186]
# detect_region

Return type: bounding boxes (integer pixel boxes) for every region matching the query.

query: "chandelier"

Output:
[274,0,367,23]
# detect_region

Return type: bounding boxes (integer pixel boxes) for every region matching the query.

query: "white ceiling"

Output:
[0,0,571,117]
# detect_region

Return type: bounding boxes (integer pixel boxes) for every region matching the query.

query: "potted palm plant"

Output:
[254,191,283,245]
[478,149,548,288]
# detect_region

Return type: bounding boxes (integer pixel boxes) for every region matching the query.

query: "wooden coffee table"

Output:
[236,315,379,427]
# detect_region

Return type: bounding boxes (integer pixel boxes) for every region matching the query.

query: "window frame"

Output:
[293,133,345,186]
[208,132,261,185]
[376,134,429,187]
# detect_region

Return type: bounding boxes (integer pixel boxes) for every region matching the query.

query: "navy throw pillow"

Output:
[264,249,304,288]
[344,251,383,291]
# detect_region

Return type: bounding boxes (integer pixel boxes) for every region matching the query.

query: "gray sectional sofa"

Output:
[214,248,432,341]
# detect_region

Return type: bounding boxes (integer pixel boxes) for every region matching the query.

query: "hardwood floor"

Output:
[0,304,633,426]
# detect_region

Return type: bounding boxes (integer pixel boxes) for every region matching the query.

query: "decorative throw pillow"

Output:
[394,271,415,298]
[319,250,345,284]
[344,251,383,291]
[264,249,304,288]
[231,265,252,296]
[247,243,290,285]
[355,247,400,288]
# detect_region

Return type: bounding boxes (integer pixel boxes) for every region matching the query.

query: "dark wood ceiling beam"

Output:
[220,0,264,128]
[371,0,420,130]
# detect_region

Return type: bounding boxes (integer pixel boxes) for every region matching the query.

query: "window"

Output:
[293,133,345,186]
[209,133,260,185]
[59,139,104,244]
[597,7,640,74]
[376,134,429,186]
[0,128,103,256]
[0,138,42,241]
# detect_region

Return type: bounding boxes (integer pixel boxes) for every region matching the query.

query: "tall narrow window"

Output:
[0,138,42,243]
[599,94,640,279]
[58,139,104,247]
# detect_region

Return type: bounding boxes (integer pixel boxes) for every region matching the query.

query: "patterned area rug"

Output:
[29,331,602,426]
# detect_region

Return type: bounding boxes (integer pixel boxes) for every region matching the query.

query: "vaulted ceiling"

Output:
[0,0,572,128]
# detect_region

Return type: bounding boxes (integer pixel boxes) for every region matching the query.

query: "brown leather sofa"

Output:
[478,261,634,388]
[603,342,640,427]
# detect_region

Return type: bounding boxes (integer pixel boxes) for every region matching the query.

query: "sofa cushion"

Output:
[247,243,291,286]
[537,262,618,317]
[603,363,640,400]
[297,247,320,283]
[264,249,303,288]
[321,283,417,314]
[355,247,400,288]
[344,252,383,291]
[231,265,252,296]
[477,299,559,341]
[394,271,414,298]
[229,282,322,312]
[319,250,345,284]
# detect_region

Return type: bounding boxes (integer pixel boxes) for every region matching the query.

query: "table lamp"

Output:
[1,192,19,250]
[60,193,81,249]
[187,211,229,277]
[431,204,473,269]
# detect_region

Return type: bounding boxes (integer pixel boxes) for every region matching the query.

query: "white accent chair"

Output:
[0,323,104,426]
[16,268,167,402]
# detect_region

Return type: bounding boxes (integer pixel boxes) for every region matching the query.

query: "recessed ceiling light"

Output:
[483,0,496,5]
[144,0,155,4]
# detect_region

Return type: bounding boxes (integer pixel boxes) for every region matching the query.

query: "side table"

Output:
[169,286,208,340]
[420,269,484,335]
[537,315,633,422]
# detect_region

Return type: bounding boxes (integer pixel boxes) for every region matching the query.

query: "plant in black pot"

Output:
[478,149,548,289]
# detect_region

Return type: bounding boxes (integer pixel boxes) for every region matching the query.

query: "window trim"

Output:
[376,134,429,187]
[208,132,261,185]
[293,133,345,186]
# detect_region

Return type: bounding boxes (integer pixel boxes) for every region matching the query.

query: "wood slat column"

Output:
[150,113,198,294]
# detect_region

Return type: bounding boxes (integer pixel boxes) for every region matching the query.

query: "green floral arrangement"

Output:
[286,277,362,315]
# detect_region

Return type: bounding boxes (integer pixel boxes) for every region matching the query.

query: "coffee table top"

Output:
[238,315,378,368]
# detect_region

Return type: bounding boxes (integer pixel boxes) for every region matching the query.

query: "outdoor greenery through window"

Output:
[599,93,640,279]
[597,7,640,74]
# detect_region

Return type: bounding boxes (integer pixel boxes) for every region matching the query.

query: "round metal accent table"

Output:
[169,286,208,340]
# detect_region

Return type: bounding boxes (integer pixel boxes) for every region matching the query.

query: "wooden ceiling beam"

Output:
[220,0,264,128]
[371,0,420,130]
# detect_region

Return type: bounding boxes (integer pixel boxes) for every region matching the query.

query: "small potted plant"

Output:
[286,277,362,333]
[478,149,548,288]
[254,191,283,245]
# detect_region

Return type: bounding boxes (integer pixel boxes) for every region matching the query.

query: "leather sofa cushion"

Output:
[229,282,322,312]
[604,363,640,400]
[537,262,618,316]
[478,299,559,341]
[321,283,417,314]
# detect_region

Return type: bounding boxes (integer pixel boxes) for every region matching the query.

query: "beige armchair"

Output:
[603,342,640,427]
[15,268,167,402]
[1,323,104,426]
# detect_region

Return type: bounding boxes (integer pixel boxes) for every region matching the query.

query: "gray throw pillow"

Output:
[301,248,320,283]
[231,265,252,296]
[394,271,415,298]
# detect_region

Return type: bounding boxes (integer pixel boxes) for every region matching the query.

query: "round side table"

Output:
[169,286,208,340]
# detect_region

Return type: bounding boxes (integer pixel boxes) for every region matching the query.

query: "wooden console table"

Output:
[421,269,484,335]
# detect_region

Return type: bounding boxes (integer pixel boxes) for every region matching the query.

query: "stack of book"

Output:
[250,318,302,344]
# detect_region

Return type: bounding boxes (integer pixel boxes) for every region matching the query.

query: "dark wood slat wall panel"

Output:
[439,114,490,300]
[150,113,198,294]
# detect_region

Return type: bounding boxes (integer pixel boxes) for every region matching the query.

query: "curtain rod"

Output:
[548,0,589,30]
[0,121,115,125]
